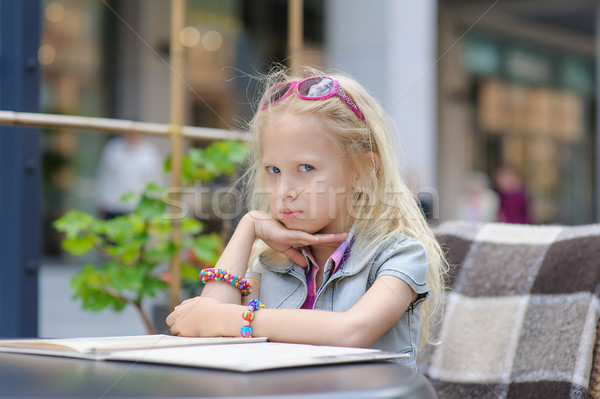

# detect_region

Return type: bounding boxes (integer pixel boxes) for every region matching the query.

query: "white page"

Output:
[0,335,266,354]
[109,342,408,372]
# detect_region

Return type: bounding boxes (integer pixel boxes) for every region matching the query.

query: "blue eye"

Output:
[299,164,314,172]
[266,166,280,174]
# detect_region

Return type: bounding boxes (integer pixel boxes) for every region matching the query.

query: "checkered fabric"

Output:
[418,221,600,399]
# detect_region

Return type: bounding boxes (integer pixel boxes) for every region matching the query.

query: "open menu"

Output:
[0,334,407,372]
[0,334,265,358]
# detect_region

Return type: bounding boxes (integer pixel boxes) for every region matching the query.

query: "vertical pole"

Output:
[288,0,303,70]
[0,0,41,337]
[596,4,600,222]
[385,0,439,208]
[169,0,185,311]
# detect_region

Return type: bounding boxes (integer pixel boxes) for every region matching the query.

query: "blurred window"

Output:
[39,0,325,255]
[466,34,595,224]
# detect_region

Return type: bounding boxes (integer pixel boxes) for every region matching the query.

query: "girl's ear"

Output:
[353,152,380,188]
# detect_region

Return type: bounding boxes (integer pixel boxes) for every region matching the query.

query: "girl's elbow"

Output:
[339,334,372,348]
[337,316,377,348]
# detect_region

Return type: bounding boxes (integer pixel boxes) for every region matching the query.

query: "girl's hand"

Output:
[246,211,347,267]
[166,296,230,337]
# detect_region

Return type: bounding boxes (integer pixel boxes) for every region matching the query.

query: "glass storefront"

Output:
[465,34,595,224]
[39,0,325,256]
[185,0,324,128]
[40,0,109,254]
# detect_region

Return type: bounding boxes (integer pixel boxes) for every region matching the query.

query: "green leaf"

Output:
[102,243,115,257]
[140,276,168,297]
[181,156,197,186]
[110,299,128,312]
[62,234,96,255]
[71,264,102,291]
[89,218,108,236]
[191,233,223,265]
[185,141,248,185]
[210,141,247,170]
[226,141,248,163]
[104,215,144,244]
[119,191,139,203]
[180,217,203,234]
[144,181,162,195]
[188,147,205,165]
[149,217,172,236]
[54,210,95,238]
[135,195,166,220]
[193,168,217,183]
[84,291,127,312]
[204,145,232,174]
[70,263,128,312]
[121,241,143,264]
[181,262,200,282]
[104,262,144,291]
[145,244,175,263]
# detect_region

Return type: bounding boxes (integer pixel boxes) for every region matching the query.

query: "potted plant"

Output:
[54,140,247,334]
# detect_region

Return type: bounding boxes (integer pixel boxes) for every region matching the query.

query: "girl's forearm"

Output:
[254,308,363,346]
[217,304,370,348]
[200,213,256,304]
[213,276,415,347]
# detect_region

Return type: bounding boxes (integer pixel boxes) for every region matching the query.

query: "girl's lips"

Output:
[280,210,303,220]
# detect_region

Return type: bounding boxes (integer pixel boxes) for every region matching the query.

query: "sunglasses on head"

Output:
[260,76,365,122]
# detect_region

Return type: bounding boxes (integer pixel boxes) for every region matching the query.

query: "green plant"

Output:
[54,140,247,334]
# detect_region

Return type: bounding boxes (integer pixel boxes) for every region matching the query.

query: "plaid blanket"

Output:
[418,221,600,399]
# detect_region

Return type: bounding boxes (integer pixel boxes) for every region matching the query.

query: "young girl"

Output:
[166,67,447,369]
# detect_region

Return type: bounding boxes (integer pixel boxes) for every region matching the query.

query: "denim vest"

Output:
[252,234,429,369]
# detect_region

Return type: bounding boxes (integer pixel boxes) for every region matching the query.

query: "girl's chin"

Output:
[287,223,344,237]
[279,219,319,234]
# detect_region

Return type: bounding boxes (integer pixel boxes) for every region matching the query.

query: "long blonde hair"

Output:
[245,66,447,345]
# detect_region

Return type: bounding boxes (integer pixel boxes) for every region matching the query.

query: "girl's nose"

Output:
[278,176,299,200]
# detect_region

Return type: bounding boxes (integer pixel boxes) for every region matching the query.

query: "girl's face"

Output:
[261,112,353,234]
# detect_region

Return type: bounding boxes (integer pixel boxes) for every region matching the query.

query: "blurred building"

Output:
[332,0,598,225]
[438,0,597,225]
[38,0,327,254]
[35,0,600,257]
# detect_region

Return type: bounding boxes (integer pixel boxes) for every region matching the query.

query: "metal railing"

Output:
[0,110,248,142]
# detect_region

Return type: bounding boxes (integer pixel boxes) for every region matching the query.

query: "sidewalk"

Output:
[39,259,148,338]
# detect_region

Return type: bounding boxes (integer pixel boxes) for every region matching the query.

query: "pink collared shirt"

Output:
[300,232,356,309]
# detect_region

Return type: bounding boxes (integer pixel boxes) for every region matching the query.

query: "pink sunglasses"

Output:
[260,76,365,121]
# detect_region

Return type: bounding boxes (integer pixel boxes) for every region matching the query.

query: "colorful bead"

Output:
[247,298,264,311]
[240,326,252,338]
[199,268,252,296]
[242,310,254,321]
[239,299,265,338]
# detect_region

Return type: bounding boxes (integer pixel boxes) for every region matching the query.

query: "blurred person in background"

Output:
[455,171,499,223]
[94,134,163,219]
[494,165,532,224]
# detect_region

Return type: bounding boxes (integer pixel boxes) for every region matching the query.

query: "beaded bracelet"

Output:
[240,299,265,338]
[199,268,252,296]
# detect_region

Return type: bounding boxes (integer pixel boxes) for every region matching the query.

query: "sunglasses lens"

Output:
[262,83,292,107]
[298,77,334,98]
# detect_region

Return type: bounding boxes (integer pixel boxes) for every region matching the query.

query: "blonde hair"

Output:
[245,66,447,345]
